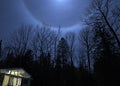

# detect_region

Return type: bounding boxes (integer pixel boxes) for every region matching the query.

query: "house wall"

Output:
[1,74,30,86]
[2,75,9,86]
[2,75,22,86]
[0,74,4,86]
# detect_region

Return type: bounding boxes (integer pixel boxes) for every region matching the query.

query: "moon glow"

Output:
[23,0,89,27]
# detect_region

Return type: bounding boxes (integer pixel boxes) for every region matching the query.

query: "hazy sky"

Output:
[23,0,90,27]
[0,0,90,40]
[0,0,38,39]
[0,0,119,40]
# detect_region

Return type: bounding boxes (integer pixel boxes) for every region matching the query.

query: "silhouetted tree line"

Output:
[0,0,120,86]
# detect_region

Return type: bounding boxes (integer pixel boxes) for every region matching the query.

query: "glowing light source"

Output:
[54,0,70,7]
[55,0,69,4]
[23,0,89,27]
[57,0,64,2]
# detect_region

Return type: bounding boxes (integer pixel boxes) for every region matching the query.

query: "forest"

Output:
[0,0,120,86]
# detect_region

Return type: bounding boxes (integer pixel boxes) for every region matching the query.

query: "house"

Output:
[0,68,31,86]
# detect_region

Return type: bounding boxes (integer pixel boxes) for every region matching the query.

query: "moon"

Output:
[56,0,69,4]
[23,0,89,27]
[57,0,64,2]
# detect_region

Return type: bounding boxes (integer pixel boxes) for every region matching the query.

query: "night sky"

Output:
[0,0,119,40]
[0,0,90,40]
[0,0,38,40]
[0,1,120,86]
[24,0,90,27]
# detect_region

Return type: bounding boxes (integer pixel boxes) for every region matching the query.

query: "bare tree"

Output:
[65,32,76,66]
[31,26,59,60]
[5,25,33,66]
[77,47,87,69]
[78,28,93,72]
[52,26,61,60]
[7,25,33,56]
[85,0,120,47]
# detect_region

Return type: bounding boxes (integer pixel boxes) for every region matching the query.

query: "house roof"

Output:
[0,68,31,78]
